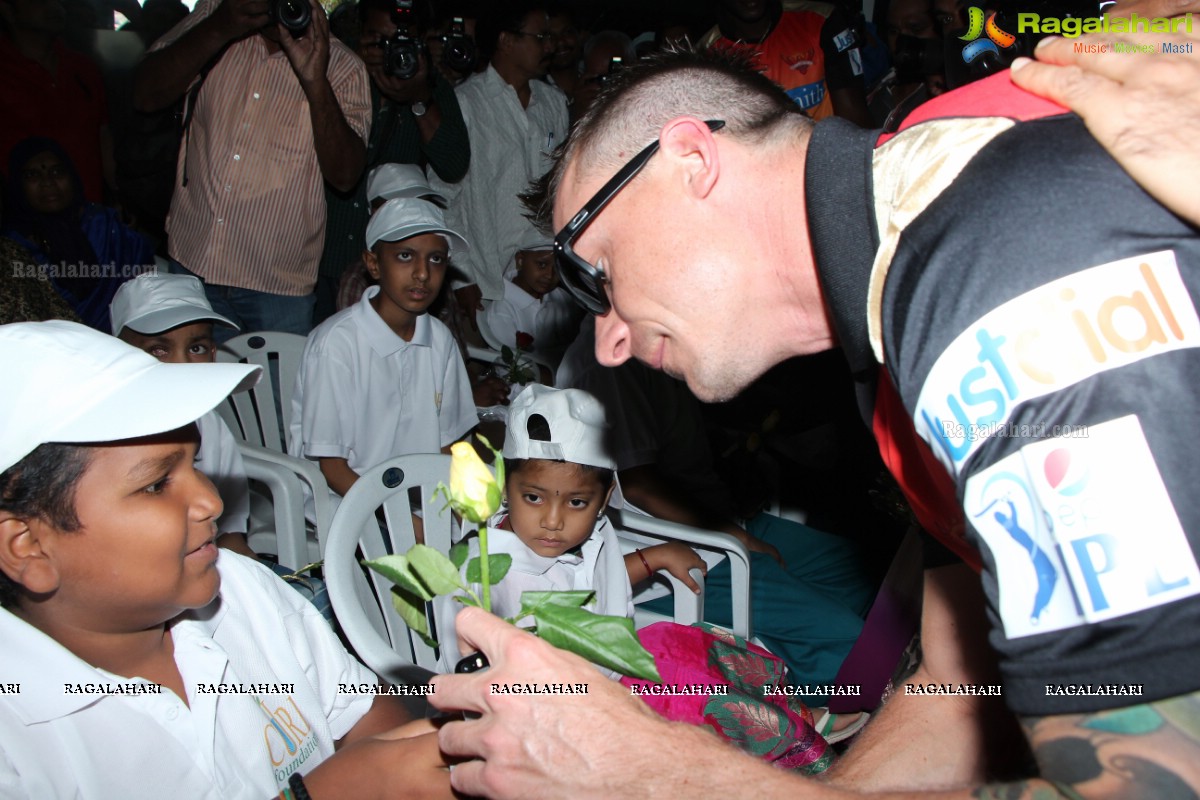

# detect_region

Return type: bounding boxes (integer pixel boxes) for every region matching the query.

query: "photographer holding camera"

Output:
[314,0,470,324]
[133,0,371,336]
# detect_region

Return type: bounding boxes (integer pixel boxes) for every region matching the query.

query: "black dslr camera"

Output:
[381,0,424,80]
[437,16,478,74]
[270,0,311,37]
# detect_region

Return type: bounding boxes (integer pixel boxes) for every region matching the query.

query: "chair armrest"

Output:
[608,508,753,639]
[659,567,706,627]
[240,451,308,570]
[237,443,335,553]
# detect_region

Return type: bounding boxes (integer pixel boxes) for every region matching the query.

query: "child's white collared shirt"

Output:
[435,515,633,673]
[289,286,477,486]
[0,554,377,799]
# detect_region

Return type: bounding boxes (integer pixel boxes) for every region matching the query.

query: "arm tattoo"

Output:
[972,690,1200,800]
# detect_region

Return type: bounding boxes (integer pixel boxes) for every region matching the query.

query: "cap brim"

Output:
[369,225,471,255]
[123,306,240,336]
[47,361,260,446]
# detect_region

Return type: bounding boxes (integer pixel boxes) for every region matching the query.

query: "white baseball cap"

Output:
[366,163,447,205]
[110,272,238,337]
[0,321,260,475]
[365,197,470,255]
[502,385,616,471]
[516,227,554,253]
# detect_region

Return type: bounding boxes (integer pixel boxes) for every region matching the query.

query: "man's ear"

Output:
[0,514,61,597]
[657,117,722,200]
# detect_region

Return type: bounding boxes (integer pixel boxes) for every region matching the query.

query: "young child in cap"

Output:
[335,163,450,313]
[0,321,451,799]
[481,229,584,373]
[111,272,252,559]
[436,385,839,771]
[436,384,707,673]
[290,198,479,501]
[111,273,331,617]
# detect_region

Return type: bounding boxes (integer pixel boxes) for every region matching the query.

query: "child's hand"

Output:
[305,730,454,800]
[646,542,707,594]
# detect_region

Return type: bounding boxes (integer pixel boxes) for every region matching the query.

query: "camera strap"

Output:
[180,45,228,187]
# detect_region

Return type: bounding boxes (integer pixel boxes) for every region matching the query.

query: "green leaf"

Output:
[517,590,594,620]
[465,553,513,585]
[449,541,469,570]
[390,584,432,640]
[407,544,468,596]
[454,594,481,608]
[501,345,515,362]
[364,554,433,601]
[532,604,661,682]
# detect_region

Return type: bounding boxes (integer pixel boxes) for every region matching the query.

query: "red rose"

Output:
[515,331,535,350]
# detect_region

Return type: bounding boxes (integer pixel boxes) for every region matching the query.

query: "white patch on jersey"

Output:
[833,28,857,52]
[849,47,863,76]
[964,415,1200,639]
[914,250,1200,475]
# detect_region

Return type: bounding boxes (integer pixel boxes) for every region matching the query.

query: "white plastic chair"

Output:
[216,332,333,564]
[325,454,458,681]
[325,455,754,681]
[610,508,754,640]
[215,332,306,453]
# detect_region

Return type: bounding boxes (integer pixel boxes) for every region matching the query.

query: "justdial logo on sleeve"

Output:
[914,250,1200,476]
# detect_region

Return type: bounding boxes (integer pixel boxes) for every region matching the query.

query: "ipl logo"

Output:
[959,6,1017,62]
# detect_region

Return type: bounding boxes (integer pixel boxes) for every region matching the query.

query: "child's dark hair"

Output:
[503,413,614,492]
[0,443,91,607]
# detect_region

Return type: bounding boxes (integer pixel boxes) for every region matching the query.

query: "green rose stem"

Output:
[479,523,491,613]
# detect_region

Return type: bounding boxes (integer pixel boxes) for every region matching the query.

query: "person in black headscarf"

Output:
[3,136,154,332]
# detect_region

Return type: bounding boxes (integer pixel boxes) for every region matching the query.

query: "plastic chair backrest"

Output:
[324,454,456,680]
[215,331,307,452]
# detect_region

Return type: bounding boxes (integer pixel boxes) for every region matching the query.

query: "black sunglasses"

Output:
[553,119,726,315]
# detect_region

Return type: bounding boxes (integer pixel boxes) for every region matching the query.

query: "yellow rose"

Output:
[448,441,501,524]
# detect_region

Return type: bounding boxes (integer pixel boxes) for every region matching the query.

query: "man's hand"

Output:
[1010,28,1200,228]
[277,0,331,90]
[211,0,270,42]
[430,607,679,799]
[723,523,785,566]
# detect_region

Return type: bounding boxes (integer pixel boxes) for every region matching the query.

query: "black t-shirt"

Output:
[807,76,1200,715]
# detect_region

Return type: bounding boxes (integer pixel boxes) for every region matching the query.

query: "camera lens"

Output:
[272,0,312,34]
[443,35,477,73]
[383,33,422,80]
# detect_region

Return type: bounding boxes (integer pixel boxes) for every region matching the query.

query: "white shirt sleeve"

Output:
[296,334,356,461]
[438,347,478,448]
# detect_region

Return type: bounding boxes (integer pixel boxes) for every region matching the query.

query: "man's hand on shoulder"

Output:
[1011,25,1200,228]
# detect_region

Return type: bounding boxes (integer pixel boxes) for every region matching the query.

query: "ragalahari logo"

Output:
[959,6,1017,63]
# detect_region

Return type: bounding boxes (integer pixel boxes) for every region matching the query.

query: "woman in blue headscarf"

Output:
[3,136,154,332]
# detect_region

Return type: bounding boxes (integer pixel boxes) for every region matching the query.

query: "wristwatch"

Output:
[411,100,428,117]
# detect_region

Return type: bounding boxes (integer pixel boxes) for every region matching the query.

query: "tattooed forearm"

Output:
[971,691,1200,800]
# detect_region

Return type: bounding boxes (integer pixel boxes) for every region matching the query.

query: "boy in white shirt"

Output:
[482,229,584,373]
[290,198,479,498]
[0,321,450,799]
[111,272,252,557]
[111,273,331,618]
